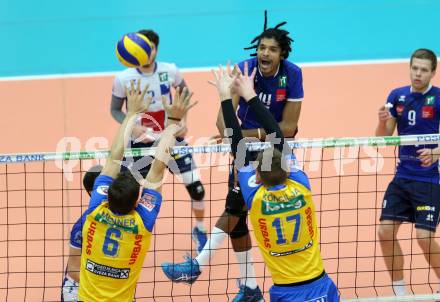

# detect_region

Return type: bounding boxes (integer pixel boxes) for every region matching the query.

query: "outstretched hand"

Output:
[162,87,198,121]
[209,63,235,101]
[125,80,152,115]
[231,61,257,101]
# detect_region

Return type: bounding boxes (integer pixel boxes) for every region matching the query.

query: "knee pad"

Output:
[224,187,245,216]
[229,213,249,239]
[186,181,205,201]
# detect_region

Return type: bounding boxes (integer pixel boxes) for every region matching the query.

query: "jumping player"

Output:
[111,29,207,253]
[78,80,196,301]
[215,63,338,301]
[162,12,303,301]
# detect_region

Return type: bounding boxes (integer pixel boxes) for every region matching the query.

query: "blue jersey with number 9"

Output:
[78,175,162,302]
[387,85,440,183]
[238,155,324,285]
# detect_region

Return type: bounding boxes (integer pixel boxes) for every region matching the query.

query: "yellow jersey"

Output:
[78,175,162,301]
[238,157,324,285]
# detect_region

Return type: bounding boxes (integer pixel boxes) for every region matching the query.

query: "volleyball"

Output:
[116,33,153,68]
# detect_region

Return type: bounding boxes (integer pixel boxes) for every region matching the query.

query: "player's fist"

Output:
[378,105,392,123]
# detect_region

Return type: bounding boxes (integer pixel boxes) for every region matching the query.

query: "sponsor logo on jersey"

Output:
[305,207,315,238]
[269,239,313,257]
[278,76,287,88]
[276,89,286,101]
[159,72,168,82]
[396,105,404,115]
[96,185,109,195]
[398,95,406,102]
[85,259,130,279]
[416,205,435,212]
[129,234,143,265]
[425,95,435,105]
[258,218,272,248]
[139,193,157,212]
[86,221,97,255]
[422,106,434,119]
[262,194,306,215]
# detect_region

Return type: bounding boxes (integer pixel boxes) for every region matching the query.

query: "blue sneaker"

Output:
[161,255,201,284]
[192,226,207,254]
[232,279,264,302]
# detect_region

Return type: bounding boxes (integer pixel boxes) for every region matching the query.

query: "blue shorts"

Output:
[380,177,440,231]
[123,137,196,178]
[269,273,339,302]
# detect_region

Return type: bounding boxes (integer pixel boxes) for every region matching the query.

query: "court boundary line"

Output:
[0,58,409,82]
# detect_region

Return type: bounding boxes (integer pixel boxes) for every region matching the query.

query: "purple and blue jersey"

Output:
[387,85,440,184]
[237,58,304,132]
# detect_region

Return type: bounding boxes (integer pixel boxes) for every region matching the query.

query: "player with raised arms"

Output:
[214,63,338,301]
[77,80,196,301]
[111,29,207,254]
[162,12,303,301]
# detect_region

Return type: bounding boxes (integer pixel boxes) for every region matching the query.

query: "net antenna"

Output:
[244,10,292,57]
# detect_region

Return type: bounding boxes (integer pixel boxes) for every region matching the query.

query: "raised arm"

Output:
[209,65,245,159]
[216,66,242,138]
[375,105,396,136]
[143,87,198,193]
[101,81,151,178]
[216,94,240,137]
[232,62,284,151]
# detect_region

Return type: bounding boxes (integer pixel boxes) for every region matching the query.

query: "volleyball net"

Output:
[2,134,440,301]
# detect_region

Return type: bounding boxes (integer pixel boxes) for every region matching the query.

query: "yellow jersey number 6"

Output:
[102,227,121,256]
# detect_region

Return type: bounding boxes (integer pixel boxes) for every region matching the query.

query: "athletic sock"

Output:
[195,227,227,269]
[236,250,258,289]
